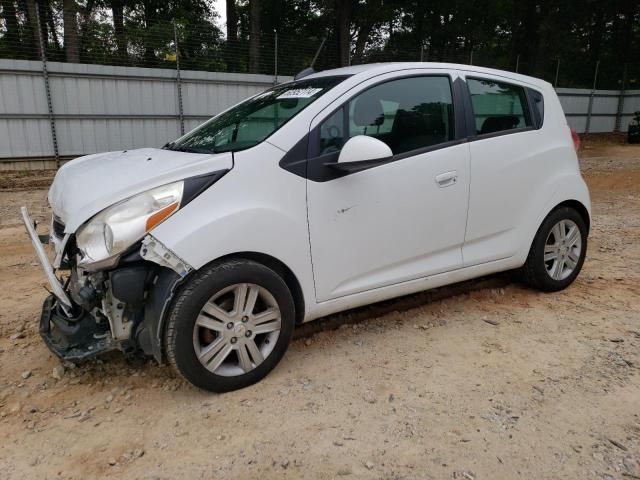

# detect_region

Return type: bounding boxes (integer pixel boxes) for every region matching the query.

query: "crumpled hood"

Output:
[49,148,233,232]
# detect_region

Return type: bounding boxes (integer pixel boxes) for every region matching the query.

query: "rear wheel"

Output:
[165,259,295,392]
[521,206,587,292]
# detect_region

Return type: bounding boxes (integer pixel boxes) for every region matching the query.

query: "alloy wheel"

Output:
[192,283,282,377]
[544,219,582,281]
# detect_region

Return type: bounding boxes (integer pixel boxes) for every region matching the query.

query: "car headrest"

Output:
[352,96,385,127]
[480,115,520,134]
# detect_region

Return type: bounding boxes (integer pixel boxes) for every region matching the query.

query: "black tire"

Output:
[520,206,588,292]
[165,259,295,393]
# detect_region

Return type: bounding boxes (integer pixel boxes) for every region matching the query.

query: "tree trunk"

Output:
[248,0,261,73]
[225,0,238,71]
[353,22,373,63]
[23,0,42,55]
[335,0,352,67]
[111,0,127,64]
[143,0,156,64]
[226,0,238,44]
[63,0,80,62]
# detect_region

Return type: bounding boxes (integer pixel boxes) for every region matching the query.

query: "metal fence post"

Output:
[274,29,278,85]
[35,5,60,168]
[614,63,627,133]
[469,49,473,65]
[515,54,520,73]
[554,59,560,87]
[585,60,600,134]
[173,20,185,136]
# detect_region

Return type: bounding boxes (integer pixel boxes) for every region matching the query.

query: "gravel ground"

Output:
[0,140,639,480]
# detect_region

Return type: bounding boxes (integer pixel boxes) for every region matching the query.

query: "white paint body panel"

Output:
[48,147,233,231]
[307,142,470,301]
[49,62,591,324]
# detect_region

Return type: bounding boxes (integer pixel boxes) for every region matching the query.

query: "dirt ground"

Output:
[0,139,639,480]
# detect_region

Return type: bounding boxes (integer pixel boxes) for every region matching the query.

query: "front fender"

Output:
[149,142,315,319]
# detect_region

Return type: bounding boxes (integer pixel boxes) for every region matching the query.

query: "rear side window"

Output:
[319,76,455,156]
[467,78,532,135]
[528,88,544,128]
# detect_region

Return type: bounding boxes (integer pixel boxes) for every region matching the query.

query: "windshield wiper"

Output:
[164,143,215,154]
[212,141,260,153]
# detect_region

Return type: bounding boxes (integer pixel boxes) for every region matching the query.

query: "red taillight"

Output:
[570,128,581,151]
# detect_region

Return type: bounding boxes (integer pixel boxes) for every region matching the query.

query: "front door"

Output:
[306,74,471,302]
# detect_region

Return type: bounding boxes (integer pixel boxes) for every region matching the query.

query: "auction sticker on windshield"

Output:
[277,88,323,99]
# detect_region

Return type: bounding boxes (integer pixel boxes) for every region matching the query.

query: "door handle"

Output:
[435,171,458,188]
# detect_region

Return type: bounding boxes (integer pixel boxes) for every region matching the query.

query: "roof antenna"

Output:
[294,34,328,80]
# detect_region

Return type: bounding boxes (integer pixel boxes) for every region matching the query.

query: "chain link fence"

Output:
[0,6,638,169]
[2,5,638,88]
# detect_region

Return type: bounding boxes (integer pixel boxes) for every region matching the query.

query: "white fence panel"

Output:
[0,59,288,167]
[0,58,638,168]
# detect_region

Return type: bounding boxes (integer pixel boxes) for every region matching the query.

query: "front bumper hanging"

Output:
[40,295,115,361]
[20,207,73,310]
[22,206,115,361]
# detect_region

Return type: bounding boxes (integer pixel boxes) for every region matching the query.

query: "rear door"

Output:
[461,74,546,265]
[306,71,472,302]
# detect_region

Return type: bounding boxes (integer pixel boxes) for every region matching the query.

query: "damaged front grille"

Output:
[52,215,65,238]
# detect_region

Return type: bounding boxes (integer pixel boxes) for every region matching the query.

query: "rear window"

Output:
[467,78,532,135]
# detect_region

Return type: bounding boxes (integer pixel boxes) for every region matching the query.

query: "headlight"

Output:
[76,181,184,264]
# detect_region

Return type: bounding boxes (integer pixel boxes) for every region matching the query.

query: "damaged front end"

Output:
[23,206,190,363]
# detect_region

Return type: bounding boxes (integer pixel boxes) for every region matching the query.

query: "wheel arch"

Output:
[553,199,591,233]
[214,251,306,325]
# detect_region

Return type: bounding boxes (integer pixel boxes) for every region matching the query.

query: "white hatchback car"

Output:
[22,63,590,392]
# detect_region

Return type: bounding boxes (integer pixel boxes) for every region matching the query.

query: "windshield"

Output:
[165,76,349,154]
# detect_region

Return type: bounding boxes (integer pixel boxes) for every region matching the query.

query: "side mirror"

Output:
[327,135,393,172]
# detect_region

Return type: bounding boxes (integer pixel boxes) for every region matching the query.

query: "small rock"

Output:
[16,323,26,333]
[113,407,123,414]
[10,332,25,340]
[482,318,500,326]
[333,441,344,447]
[52,365,65,380]
[304,338,312,346]
[337,466,352,476]
[363,390,377,404]
[132,448,144,458]
[105,394,114,403]
[365,460,374,470]
[280,459,290,469]
[21,370,32,380]
[108,458,117,466]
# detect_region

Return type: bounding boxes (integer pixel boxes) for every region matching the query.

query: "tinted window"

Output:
[467,78,531,135]
[319,76,455,156]
[167,76,348,154]
[528,88,544,128]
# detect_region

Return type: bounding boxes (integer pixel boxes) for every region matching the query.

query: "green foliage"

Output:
[0,0,637,86]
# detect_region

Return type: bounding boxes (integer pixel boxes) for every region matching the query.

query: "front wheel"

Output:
[165,259,295,392]
[520,206,588,292]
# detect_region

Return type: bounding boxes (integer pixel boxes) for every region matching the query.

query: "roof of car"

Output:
[305,62,549,89]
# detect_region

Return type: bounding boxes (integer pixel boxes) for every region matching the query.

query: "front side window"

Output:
[167,76,348,154]
[319,76,455,156]
[467,78,532,135]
